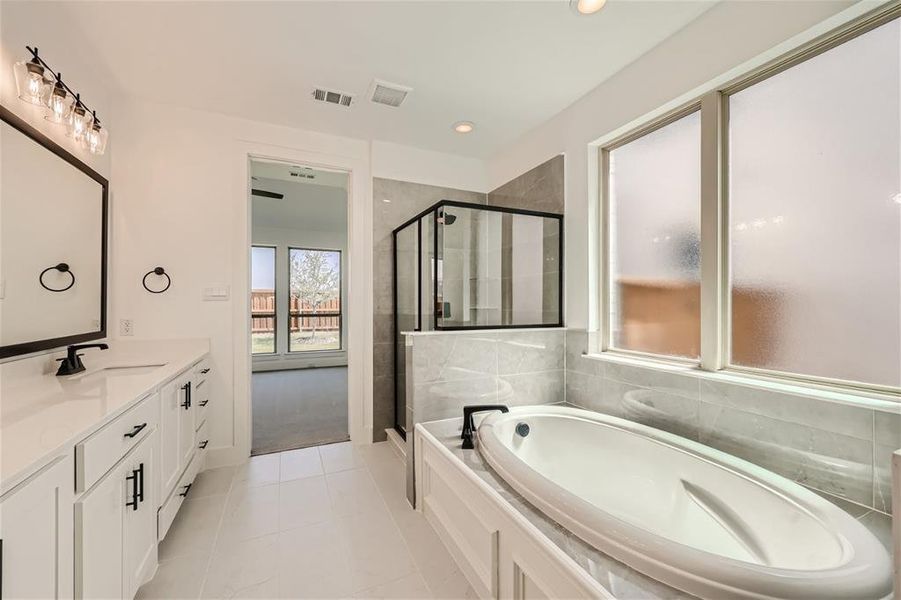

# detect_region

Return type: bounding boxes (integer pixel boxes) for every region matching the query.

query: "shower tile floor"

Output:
[252,367,349,455]
[138,441,476,599]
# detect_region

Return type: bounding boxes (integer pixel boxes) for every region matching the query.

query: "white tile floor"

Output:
[138,442,476,599]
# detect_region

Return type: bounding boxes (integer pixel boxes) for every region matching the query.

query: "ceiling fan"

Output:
[250,177,284,199]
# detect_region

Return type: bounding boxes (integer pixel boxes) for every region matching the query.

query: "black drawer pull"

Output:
[178,483,192,498]
[125,468,140,510]
[181,381,192,409]
[199,440,209,449]
[124,423,148,438]
[200,368,210,374]
[199,400,209,407]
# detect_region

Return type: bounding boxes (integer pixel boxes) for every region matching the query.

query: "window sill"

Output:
[582,351,900,414]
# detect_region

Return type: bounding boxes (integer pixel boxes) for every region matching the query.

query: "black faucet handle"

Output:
[461,404,510,449]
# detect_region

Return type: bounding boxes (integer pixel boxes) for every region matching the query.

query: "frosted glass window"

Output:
[609,111,701,358]
[728,18,900,387]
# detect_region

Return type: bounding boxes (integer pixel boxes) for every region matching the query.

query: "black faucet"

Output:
[461,404,509,450]
[56,343,109,376]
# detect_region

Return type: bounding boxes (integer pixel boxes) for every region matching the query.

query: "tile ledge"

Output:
[581,352,901,414]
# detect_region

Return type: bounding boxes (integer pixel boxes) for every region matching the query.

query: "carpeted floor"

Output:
[251,367,348,455]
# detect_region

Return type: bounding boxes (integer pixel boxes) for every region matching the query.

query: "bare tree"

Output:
[290,250,339,342]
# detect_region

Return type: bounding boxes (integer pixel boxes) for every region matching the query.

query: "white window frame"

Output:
[596,2,901,397]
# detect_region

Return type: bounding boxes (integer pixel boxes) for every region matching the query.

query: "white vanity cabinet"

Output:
[160,372,195,499]
[158,359,211,541]
[1,343,211,600]
[75,395,159,600]
[0,454,74,599]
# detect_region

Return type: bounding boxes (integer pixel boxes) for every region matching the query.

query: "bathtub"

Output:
[476,405,893,600]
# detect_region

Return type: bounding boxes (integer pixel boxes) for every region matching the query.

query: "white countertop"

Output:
[1,339,210,494]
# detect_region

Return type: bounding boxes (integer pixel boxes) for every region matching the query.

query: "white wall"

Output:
[108,98,374,462]
[485,0,859,331]
[0,0,115,179]
[371,140,488,193]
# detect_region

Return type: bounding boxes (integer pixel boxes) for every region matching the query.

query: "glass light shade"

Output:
[13,59,50,105]
[84,122,108,155]
[66,104,92,142]
[45,82,73,124]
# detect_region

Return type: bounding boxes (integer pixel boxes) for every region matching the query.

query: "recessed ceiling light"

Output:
[453,121,474,134]
[382,198,392,203]
[571,0,607,15]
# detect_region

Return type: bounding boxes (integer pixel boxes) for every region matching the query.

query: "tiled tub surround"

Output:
[404,328,565,502]
[418,416,893,600]
[565,329,901,520]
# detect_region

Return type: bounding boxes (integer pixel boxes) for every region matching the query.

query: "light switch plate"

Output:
[202,286,230,301]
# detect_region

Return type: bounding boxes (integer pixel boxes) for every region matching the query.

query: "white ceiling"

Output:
[51,1,716,159]
[251,164,348,233]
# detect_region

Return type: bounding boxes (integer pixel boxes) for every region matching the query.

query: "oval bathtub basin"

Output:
[476,405,892,600]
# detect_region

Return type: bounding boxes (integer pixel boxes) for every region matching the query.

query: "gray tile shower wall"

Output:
[407,329,566,425]
[371,178,486,441]
[487,154,565,214]
[565,329,901,516]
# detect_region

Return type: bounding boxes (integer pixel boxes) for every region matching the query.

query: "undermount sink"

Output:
[80,364,167,380]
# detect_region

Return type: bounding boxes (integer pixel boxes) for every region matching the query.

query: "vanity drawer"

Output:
[194,358,211,385]
[195,419,210,470]
[76,393,160,493]
[158,452,200,542]
[194,378,210,431]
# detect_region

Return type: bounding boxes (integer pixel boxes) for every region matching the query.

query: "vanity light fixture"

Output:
[13,46,109,155]
[570,0,607,15]
[45,74,73,124]
[453,121,474,134]
[13,47,51,105]
[85,112,109,155]
[67,95,91,142]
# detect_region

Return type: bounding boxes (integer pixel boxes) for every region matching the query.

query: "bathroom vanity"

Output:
[0,339,211,598]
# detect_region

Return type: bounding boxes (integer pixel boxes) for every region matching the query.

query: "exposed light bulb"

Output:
[83,112,108,155]
[453,121,474,134]
[45,76,73,124]
[67,97,91,142]
[13,57,50,105]
[571,0,607,15]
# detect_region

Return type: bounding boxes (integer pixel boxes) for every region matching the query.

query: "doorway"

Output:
[249,159,350,455]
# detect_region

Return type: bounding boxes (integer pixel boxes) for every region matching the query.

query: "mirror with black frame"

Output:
[0,106,108,359]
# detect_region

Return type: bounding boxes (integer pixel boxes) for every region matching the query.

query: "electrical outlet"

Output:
[120,319,134,337]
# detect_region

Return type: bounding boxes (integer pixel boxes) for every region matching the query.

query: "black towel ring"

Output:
[39,263,76,292]
[142,267,171,294]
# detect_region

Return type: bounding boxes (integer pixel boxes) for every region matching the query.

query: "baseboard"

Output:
[386,428,406,460]
[206,445,247,469]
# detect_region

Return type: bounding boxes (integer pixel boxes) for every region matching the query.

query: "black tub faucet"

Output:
[461,404,509,450]
[56,343,109,376]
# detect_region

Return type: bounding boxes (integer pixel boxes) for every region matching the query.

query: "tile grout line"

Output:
[363,448,444,599]
[196,467,240,599]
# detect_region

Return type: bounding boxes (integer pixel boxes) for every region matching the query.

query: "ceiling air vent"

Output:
[312,87,353,107]
[369,79,412,108]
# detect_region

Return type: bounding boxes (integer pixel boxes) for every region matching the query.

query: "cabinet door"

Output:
[124,432,158,599]
[76,459,124,599]
[159,379,181,498]
[0,454,74,599]
[177,375,195,474]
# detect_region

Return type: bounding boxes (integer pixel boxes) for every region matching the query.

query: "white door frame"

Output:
[231,140,373,463]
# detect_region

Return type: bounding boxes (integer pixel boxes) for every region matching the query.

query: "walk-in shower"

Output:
[392,200,564,436]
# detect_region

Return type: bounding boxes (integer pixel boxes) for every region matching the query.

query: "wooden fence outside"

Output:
[251,290,340,333]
